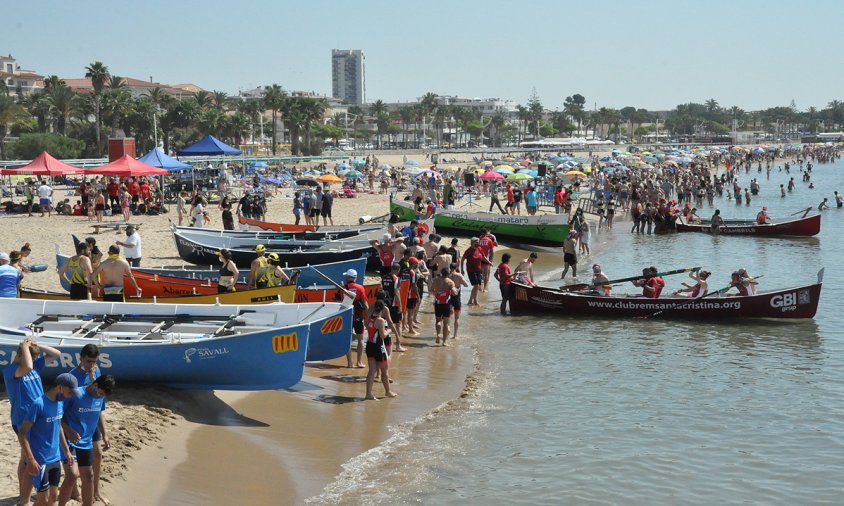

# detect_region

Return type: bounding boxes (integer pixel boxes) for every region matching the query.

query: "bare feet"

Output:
[355,363,365,368]
[435,338,440,344]
[442,342,449,347]
[384,392,398,398]
[405,331,419,337]
[96,493,111,505]
[365,395,378,400]
[395,346,407,352]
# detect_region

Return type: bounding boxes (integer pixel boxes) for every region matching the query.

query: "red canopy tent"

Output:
[0,151,84,176]
[86,155,168,177]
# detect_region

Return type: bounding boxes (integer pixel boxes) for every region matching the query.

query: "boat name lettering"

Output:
[183,347,230,363]
[162,286,201,296]
[251,295,281,303]
[0,351,113,369]
[493,217,530,225]
[770,290,810,311]
[584,300,742,310]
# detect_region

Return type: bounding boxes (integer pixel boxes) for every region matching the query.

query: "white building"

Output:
[331,49,365,105]
[0,54,43,95]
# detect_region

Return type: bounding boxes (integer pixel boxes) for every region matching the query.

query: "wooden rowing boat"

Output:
[0,298,354,389]
[676,213,821,236]
[509,269,823,319]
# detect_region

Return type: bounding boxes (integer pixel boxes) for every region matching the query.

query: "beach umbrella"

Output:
[506,172,533,181]
[317,174,343,183]
[520,159,531,166]
[676,156,692,164]
[599,156,613,162]
[522,169,539,178]
[251,161,268,168]
[296,177,319,187]
[531,160,552,167]
[404,160,420,166]
[494,165,513,171]
[480,161,494,167]
[643,156,658,163]
[345,169,364,178]
[305,169,323,175]
[751,147,766,154]
[565,170,587,177]
[403,167,423,175]
[336,163,351,169]
[379,163,393,170]
[0,151,84,176]
[351,159,366,165]
[494,167,514,174]
[479,171,504,181]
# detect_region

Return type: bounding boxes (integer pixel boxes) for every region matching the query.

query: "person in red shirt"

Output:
[553,186,565,214]
[477,228,498,291]
[106,179,120,208]
[631,266,664,298]
[493,253,515,315]
[342,269,369,368]
[461,237,492,306]
[505,183,515,213]
[139,180,152,205]
[127,178,140,205]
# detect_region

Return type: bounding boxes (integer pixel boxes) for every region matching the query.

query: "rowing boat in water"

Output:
[389,198,570,247]
[0,298,353,389]
[676,213,821,236]
[508,269,823,319]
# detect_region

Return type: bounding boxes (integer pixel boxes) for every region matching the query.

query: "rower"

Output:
[710,209,724,232]
[589,264,611,296]
[673,269,710,298]
[756,206,770,224]
[247,244,270,289]
[737,268,758,295]
[631,266,664,298]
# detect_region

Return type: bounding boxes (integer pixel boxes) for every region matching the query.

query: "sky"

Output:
[4,0,844,112]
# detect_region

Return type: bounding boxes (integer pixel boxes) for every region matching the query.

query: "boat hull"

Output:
[390,200,569,247]
[676,214,820,236]
[509,281,822,319]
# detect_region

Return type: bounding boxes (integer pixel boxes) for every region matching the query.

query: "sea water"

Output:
[310,157,844,505]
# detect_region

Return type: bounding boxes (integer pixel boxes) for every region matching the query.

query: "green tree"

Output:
[9,132,84,159]
[46,85,78,136]
[212,90,229,112]
[563,93,587,134]
[194,90,212,111]
[84,61,110,155]
[0,94,30,159]
[262,84,286,155]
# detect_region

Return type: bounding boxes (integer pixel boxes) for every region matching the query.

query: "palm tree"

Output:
[224,112,250,146]
[102,87,134,136]
[43,75,66,93]
[198,108,226,138]
[281,98,305,155]
[419,92,438,145]
[46,85,78,136]
[516,105,530,142]
[23,93,50,133]
[0,94,30,159]
[300,97,327,154]
[705,98,720,113]
[369,99,387,148]
[84,61,110,155]
[262,85,286,155]
[194,90,212,111]
[212,90,229,112]
[107,75,126,89]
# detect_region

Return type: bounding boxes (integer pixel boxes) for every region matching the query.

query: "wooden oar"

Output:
[558,266,701,292]
[308,265,354,299]
[643,275,765,319]
[790,207,813,217]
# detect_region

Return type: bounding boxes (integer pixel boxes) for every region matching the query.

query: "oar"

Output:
[558,266,701,292]
[643,275,765,319]
[790,207,812,217]
[308,265,354,298]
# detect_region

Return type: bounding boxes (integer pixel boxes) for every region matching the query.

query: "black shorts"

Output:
[69,284,89,301]
[365,340,388,362]
[102,292,124,302]
[450,295,462,312]
[131,194,139,203]
[467,271,483,286]
[95,204,105,211]
[352,318,364,334]
[33,461,61,493]
[309,208,321,218]
[70,447,94,468]
[321,207,331,218]
[564,252,577,266]
[389,305,403,323]
[434,303,453,318]
[93,427,102,442]
[406,298,418,309]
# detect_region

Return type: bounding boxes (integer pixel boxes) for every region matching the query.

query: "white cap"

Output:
[0,252,8,262]
[343,269,357,278]
[382,233,391,242]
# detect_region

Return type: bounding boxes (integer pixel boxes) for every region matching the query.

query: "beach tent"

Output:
[87,155,169,176]
[176,135,243,156]
[0,151,84,176]
[137,147,192,171]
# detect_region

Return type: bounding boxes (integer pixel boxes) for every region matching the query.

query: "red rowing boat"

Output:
[238,215,317,232]
[676,212,820,236]
[509,269,823,319]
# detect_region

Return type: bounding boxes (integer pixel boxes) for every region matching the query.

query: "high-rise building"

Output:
[331,49,365,105]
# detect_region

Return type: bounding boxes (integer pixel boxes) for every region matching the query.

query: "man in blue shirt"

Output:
[525,186,538,215]
[66,344,111,505]
[0,251,21,297]
[3,337,61,505]
[18,373,77,506]
[58,375,114,506]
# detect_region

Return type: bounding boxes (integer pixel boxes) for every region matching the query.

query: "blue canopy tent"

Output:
[177,135,243,156]
[137,147,192,171]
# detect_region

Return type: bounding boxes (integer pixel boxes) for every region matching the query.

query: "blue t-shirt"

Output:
[23,395,64,465]
[69,365,101,388]
[3,355,46,426]
[526,191,538,207]
[63,387,106,450]
[0,264,20,297]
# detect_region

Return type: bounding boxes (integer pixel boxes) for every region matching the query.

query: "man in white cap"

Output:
[588,263,612,296]
[18,373,77,506]
[0,252,21,298]
[342,269,369,368]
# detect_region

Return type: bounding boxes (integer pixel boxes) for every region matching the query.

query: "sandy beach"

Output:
[0,149,558,504]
